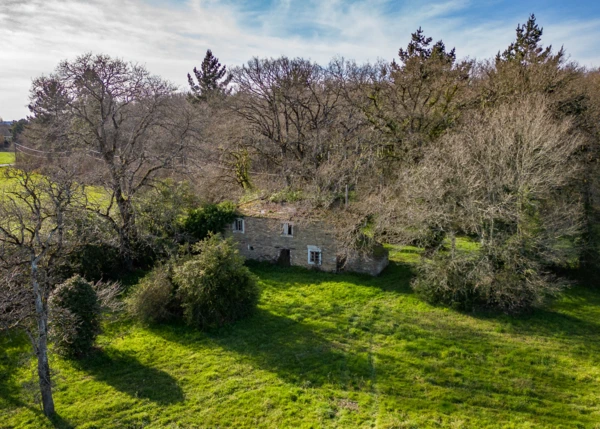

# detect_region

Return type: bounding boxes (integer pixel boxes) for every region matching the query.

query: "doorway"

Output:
[277,249,291,267]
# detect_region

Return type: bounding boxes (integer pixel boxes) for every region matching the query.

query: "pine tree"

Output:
[496,14,563,65]
[396,27,456,65]
[187,49,232,102]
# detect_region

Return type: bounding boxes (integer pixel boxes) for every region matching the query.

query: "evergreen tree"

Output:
[363,27,470,163]
[187,49,232,102]
[496,14,563,65]
[396,27,457,65]
[481,14,575,107]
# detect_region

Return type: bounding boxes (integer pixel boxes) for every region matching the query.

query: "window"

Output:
[307,245,322,265]
[282,222,293,236]
[233,218,245,233]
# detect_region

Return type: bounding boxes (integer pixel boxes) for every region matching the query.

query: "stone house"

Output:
[225,201,389,276]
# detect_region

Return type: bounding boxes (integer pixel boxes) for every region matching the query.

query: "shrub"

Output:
[173,234,259,329]
[181,202,237,242]
[126,265,180,324]
[67,243,124,281]
[49,276,101,358]
[412,244,565,314]
[135,180,200,259]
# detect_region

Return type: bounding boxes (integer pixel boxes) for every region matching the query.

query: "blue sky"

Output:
[1,0,599,120]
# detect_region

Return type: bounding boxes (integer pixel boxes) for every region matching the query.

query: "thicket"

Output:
[127,235,259,329]
[181,201,238,242]
[126,265,180,324]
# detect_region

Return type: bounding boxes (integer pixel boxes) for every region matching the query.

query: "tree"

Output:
[173,234,259,329]
[0,162,85,417]
[497,14,556,64]
[229,57,346,187]
[49,275,101,358]
[577,69,600,276]
[10,118,28,143]
[188,49,232,103]
[480,14,579,109]
[27,53,203,266]
[405,96,583,312]
[358,28,471,166]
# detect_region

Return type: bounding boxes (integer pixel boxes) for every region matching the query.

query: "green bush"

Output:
[173,234,259,329]
[181,202,237,242]
[67,243,124,281]
[49,276,101,358]
[412,245,565,314]
[126,265,180,324]
[136,180,200,260]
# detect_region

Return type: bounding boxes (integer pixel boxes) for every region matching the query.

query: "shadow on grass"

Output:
[464,286,600,343]
[151,309,372,389]
[49,413,75,429]
[247,259,415,295]
[0,332,31,409]
[76,348,184,404]
[474,307,600,345]
[373,313,599,425]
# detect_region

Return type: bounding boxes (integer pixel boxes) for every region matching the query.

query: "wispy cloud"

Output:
[0,0,599,119]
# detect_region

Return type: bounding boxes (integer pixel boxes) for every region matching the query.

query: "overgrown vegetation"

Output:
[49,276,101,358]
[1,12,600,423]
[127,235,259,329]
[126,265,179,325]
[180,201,237,242]
[173,235,259,329]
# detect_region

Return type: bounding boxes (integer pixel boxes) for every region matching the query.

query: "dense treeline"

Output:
[199,15,599,308]
[1,14,599,418]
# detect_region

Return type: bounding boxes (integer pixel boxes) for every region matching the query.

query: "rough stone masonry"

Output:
[226,215,389,276]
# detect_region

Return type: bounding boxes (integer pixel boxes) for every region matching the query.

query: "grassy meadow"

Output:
[1,247,600,428]
[0,152,16,165]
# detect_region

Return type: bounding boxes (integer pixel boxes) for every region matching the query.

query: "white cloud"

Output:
[0,0,598,120]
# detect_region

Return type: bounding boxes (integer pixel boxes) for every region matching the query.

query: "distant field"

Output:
[2,246,599,428]
[0,151,15,164]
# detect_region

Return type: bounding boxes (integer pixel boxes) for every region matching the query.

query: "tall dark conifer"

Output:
[188,49,232,102]
[496,14,563,65]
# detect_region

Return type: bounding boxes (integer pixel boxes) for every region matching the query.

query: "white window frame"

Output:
[233,218,245,233]
[307,245,322,265]
[282,222,293,237]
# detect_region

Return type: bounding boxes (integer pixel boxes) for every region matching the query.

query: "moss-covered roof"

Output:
[237,199,324,220]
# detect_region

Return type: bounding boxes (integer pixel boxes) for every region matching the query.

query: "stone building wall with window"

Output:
[225,209,389,276]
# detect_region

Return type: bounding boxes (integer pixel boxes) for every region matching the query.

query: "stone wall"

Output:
[226,216,389,275]
[225,217,338,272]
[344,247,390,276]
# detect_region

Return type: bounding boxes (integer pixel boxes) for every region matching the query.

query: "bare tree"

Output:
[229,57,343,185]
[378,96,584,311]
[0,162,85,416]
[27,54,203,265]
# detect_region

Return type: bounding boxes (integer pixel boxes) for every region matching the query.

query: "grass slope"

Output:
[1,248,600,428]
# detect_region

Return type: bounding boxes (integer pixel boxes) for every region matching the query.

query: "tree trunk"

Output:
[581,171,600,273]
[114,188,137,269]
[32,259,55,417]
[36,337,55,417]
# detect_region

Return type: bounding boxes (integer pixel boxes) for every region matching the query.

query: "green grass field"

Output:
[0,151,15,165]
[1,248,600,428]
[0,152,15,165]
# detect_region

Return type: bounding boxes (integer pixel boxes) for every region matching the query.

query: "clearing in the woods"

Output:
[1,246,599,428]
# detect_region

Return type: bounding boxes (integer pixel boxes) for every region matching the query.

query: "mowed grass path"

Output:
[1,249,600,428]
